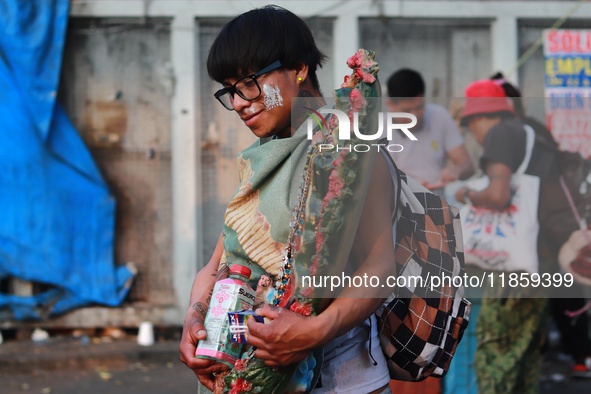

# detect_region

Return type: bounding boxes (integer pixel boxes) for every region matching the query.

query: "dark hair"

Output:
[489,72,525,117]
[387,68,425,99]
[207,5,326,91]
[490,72,558,147]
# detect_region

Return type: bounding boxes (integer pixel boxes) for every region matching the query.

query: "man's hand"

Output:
[246,305,324,368]
[422,179,445,191]
[179,233,227,390]
[179,307,229,391]
[455,186,471,204]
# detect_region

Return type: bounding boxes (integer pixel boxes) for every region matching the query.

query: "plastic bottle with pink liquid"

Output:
[195,265,255,367]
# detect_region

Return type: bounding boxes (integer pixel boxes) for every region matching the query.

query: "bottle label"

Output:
[195,280,255,365]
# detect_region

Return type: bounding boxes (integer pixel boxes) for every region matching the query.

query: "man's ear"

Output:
[294,63,309,84]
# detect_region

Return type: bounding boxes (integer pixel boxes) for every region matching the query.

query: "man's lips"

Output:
[241,111,262,126]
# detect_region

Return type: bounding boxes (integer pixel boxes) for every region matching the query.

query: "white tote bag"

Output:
[459,125,540,273]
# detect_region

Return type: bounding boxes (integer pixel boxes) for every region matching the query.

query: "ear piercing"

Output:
[297,77,303,82]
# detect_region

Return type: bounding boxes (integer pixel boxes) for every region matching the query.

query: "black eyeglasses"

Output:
[214,60,283,111]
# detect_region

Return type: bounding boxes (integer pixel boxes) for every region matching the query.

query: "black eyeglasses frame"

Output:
[214,60,283,111]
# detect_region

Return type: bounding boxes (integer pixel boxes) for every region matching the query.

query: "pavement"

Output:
[1,330,590,394]
[0,334,204,394]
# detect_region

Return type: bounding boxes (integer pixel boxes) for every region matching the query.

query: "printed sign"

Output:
[544,29,591,158]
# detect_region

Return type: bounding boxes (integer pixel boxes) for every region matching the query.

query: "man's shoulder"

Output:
[483,118,526,155]
[424,103,456,127]
[425,103,450,118]
[423,103,462,145]
[488,118,525,140]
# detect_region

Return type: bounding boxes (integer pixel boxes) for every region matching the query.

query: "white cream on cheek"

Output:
[263,84,284,110]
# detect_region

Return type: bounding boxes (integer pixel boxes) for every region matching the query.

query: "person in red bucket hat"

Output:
[491,73,591,380]
[461,79,514,120]
[456,78,550,394]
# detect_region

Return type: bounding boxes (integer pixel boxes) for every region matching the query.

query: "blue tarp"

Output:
[0,0,135,319]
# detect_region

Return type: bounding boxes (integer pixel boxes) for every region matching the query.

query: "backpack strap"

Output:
[378,138,402,221]
[517,124,536,175]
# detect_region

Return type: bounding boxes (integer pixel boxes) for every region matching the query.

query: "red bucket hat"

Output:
[460,79,514,125]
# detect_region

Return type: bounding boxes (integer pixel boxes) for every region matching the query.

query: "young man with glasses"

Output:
[180,5,396,394]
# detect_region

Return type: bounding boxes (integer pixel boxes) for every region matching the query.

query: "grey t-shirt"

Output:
[388,103,463,189]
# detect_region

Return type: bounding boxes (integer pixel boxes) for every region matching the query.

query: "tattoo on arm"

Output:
[192,302,208,322]
[206,289,212,306]
[216,264,229,281]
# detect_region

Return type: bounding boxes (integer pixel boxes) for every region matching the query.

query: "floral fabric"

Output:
[218,50,383,393]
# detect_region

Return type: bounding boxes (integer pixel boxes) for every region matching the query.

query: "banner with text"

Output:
[544,29,591,158]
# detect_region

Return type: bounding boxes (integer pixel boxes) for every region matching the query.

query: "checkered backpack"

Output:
[376,150,471,381]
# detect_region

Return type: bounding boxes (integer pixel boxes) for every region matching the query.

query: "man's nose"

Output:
[231,94,252,112]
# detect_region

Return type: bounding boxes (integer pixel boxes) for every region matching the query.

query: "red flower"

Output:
[354,67,365,81]
[234,358,248,372]
[328,170,345,196]
[349,88,366,112]
[362,72,376,84]
[316,232,326,249]
[346,51,363,68]
[290,301,312,316]
[230,378,252,394]
[310,255,320,276]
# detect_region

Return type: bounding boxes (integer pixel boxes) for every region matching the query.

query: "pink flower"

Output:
[309,255,320,277]
[316,232,326,248]
[361,58,378,69]
[329,177,345,196]
[328,169,345,194]
[362,72,376,84]
[354,68,376,84]
[349,88,366,112]
[234,359,248,372]
[354,68,364,81]
[346,51,363,68]
[323,190,337,204]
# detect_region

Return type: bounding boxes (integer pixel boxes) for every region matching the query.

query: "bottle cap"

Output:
[229,265,251,278]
